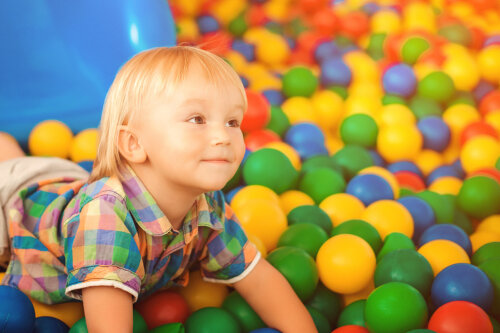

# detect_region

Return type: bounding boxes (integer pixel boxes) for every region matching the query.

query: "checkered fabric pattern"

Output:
[2,166,258,304]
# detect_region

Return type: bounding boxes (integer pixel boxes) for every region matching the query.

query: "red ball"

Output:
[297,0,329,15]
[246,4,269,27]
[244,129,281,151]
[468,167,500,183]
[134,291,190,330]
[331,325,370,333]
[459,121,499,146]
[428,301,493,333]
[310,8,339,36]
[479,90,500,116]
[393,171,426,192]
[339,11,370,40]
[241,90,271,133]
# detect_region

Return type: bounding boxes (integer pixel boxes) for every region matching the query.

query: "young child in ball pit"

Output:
[0,46,317,333]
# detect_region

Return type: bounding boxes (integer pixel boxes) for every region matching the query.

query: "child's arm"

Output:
[233,258,318,333]
[82,286,134,333]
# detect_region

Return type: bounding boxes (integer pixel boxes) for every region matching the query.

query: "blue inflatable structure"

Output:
[0,1,176,146]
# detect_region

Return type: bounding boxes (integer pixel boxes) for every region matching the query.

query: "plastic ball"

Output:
[460,121,499,146]
[428,301,493,333]
[361,200,414,240]
[397,196,436,243]
[442,104,480,140]
[418,239,471,276]
[414,149,445,176]
[266,106,290,137]
[339,11,370,40]
[337,299,366,327]
[376,232,416,262]
[306,306,331,333]
[28,120,73,158]
[365,282,428,333]
[478,258,500,319]
[299,168,346,204]
[222,291,265,332]
[0,285,35,333]
[277,223,328,258]
[479,90,500,117]
[267,246,319,301]
[196,14,220,34]
[314,41,341,64]
[346,174,394,206]
[388,160,423,177]
[340,114,378,148]
[370,9,401,35]
[457,175,500,220]
[417,71,455,103]
[176,271,228,312]
[282,66,318,98]
[185,307,239,333]
[34,316,69,333]
[230,185,280,210]
[332,326,369,333]
[316,234,376,294]
[393,171,426,192]
[306,284,342,326]
[409,95,443,120]
[278,190,315,215]
[320,58,352,87]
[264,142,301,171]
[249,329,280,333]
[281,96,317,124]
[254,32,290,66]
[382,63,417,98]
[426,165,462,185]
[287,205,333,235]
[148,322,185,333]
[241,90,271,132]
[472,242,500,266]
[69,128,98,162]
[332,145,374,179]
[134,291,190,330]
[319,193,365,228]
[477,215,500,237]
[415,190,455,224]
[377,104,416,127]
[419,224,472,256]
[416,116,451,152]
[401,36,431,64]
[442,52,481,91]
[331,219,382,254]
[478,45,500,83]
[377,124,423,163]
[243,148,299,194]
[311,90,344,132]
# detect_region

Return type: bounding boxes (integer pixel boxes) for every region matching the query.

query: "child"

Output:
[0,46,317,333]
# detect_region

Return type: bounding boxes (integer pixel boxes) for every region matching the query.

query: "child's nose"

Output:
[210,123,231,146]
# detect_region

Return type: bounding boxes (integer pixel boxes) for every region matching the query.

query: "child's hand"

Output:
[82,286,134,333]
[234,259,318,333]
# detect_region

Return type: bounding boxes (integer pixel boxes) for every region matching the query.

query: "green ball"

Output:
[228,13,248,37]
[409,95,443,119]
[266,106,290,137]
[472,242,500,266]
[382,94,407,105]
[448,91,476,107]
[298,168,346,204]
[452,209,474,235]
[301,155,343,175]
[377,232,416,262]
[222,291,265,332]
[457,176,500,219]
[185,307,240,333]
[277,223,329,258]
[306,284,342,326]
[438,23,472,46]
[243,148,298,194]
[331,145,374,180]
[69,318,88,333]
[415,190,454,224]
[478,259,500,320]
[401,36,431,65]
[327,85,348,100]
[374,249,434,297]
[365,282,428,333]
[340,114,379,148]
[496,156,500,170]
[306,306,331,333]
[337,299,366,327]
[417,71,455,103]
[149,323,185,333]
[267,246,319,301]
[367,33,387,60]
[331,219,382,254]
[287,205,333,235]
[490,315,500,333]
[223,165,242,192]
[282,66,318,97]
[133,310,148,333]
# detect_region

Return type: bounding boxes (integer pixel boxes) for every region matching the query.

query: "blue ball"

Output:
[34,316,69,333]
[382,63,417,97]
[397,196,436,243]
[314,41,341,64]
[77,160,94,173]
[417,116,451,152]
[293,141,329,160]
[431,263,494,312]
[320,57,352,87]
[262,89,285,106]
[250,329,281,333]
[225,185,244,204]
[196,14,220,34]
[346,174,394,206]
[0,285,36,333]
[473,80,496,102]
[426,165,462,185]
[419,224,472,256]
[451,159,465,179]
[369,149,386,167]
[285,123,325,147]
[361,2,381,15]
[240,75,250,88]
[387,161,423,178]
[231,39,255,61]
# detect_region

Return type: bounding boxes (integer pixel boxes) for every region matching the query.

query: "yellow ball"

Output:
[371,9,402,34]
[376,124,423,163]
[477,45,500,83]
[442,55,480,91]
[377,104,416,127]
[470,231,500,253]
[248,234,267,258]
[361,200,414,240]
[29,297,84,328]
[230,185,280,211]
[224,51,248,73]
[279,190,315,215]
[460,135,500,174]
[281,97,317,124]
[485,112,500,137]
[442,104,480,140]
[359,166,400,199]
[264,142,301,171]
[443,142,461,164]
[342,279,374,306]
[413,63,439,81]
[171,0,202,16]
[343,51,380,84]
[175,270,228,312]
[325,134,344,155]
[263,0,289,22]
[311,90,344,132]
[348,82,383,100]
[250,74,282,91]
[232,200,287,251]
[477,215,500,237]
[69,128,98,163]
[28,120,73,158]
[414,149,445,176]
[418,239,470,276]
[319,193,365,228]
[403,2,437,33]
[343,95,381,117]
[255,32,290,67]
[211,0,246,25]
[428,176,463,195]
[176,17,200,42]
[316,234,376,294]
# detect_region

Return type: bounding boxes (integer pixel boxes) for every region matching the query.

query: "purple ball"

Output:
[417,116,451,152]
[320,57,352,87]
[473,80,496,102]
[231,39,255,61]
[314,41,341,64]
[484,34,500,47]
[262,89,284,106]
[382,63,417,97]
[196,14,220,34]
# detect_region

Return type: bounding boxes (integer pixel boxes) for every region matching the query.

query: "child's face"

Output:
[135,62,246,194]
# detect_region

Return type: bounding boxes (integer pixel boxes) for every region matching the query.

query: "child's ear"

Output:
[117,126,147,163]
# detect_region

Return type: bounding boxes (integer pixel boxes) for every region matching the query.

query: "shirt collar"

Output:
[119,165,224,238]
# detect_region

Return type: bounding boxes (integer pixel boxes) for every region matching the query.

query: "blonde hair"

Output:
[89,46,247,183]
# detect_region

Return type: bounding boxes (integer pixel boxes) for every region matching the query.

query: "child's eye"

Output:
[226,119,240,128]
[188,116,204,124]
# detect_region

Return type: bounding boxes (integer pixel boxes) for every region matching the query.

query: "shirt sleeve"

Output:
[62,193,144,302]
[200,196,260,284]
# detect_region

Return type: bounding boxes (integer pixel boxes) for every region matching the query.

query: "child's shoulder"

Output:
[78,175,126,206]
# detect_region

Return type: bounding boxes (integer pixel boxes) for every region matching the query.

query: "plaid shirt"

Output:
[2,166,259,304]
